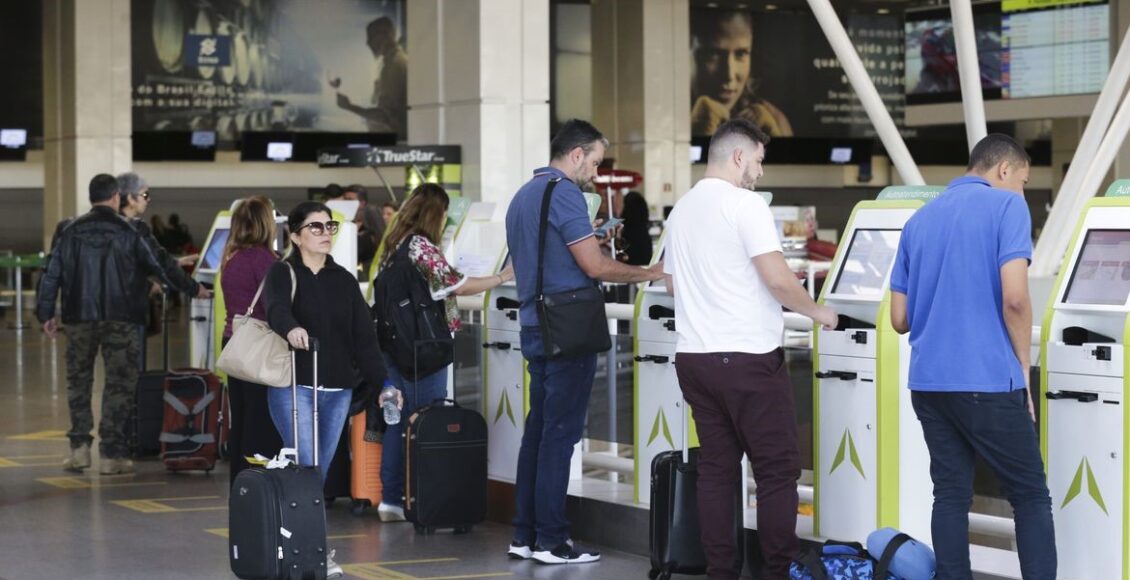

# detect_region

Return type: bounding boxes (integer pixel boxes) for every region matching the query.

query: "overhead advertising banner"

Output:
[317,146,462,168]
[690,9,915,140]
[0,3,42,142]
[132,0,407,142]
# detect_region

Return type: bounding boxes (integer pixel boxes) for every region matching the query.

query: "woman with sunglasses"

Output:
[372,183,514,522]
[264,201,400,578]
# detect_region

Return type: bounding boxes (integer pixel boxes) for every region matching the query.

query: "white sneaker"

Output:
[98,457,134,475]
[62,443,91,472]
[507,541,533,560]
[377,502,406,522]
[326,549,343,579]
[532,541,601,565]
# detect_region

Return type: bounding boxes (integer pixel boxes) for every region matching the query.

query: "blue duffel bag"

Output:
[791,532,933,580]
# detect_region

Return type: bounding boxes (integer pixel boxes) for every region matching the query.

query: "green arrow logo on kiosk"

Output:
[648,409,675,449]
[830,429,866,478]
[493,390,516,426]
[1062,457,1108,515]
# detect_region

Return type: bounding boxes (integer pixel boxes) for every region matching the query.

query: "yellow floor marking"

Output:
[343,559,511,580]
[0,454,65,468]
[362,559,458,566]
[0,458,20,467]
[112,495,223,513]
[7,454,63,459]
[205,528,229,539]
[37,476,168,489]
[341,565,416,580]
[206,529,364,540]
[414,574,512,580]
[7,430,68,441]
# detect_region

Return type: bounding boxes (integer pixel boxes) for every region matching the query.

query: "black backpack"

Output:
[372,238,454,381]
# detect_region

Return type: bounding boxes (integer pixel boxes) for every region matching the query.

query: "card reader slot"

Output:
[1045,390,1099,403]
[649,305,675,320]
[835,315,875,332]
[1062,326,1116,346]
[815,370,858,381]
[634,355,671,364]
[495,297,520,311]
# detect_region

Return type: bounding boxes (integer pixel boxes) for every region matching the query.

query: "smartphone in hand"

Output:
[594,217,624,238]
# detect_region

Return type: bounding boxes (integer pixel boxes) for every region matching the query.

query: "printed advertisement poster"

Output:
[132,0,407,142]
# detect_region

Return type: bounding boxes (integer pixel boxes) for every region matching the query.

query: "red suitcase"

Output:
[160,369,224,472]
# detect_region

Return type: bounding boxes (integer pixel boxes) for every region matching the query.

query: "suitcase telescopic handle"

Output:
[290,338,320,467]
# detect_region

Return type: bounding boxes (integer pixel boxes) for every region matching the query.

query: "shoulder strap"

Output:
[535,178,562,299]
[873,532,913,579]
[796,548,829,580]
[252,262,296,315]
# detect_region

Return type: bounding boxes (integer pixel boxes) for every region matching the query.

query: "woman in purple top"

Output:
[220,196,283,484]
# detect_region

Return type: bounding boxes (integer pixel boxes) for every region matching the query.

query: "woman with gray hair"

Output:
[117,172,150,219]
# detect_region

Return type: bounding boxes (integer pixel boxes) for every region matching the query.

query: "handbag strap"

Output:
[873,532,914,579]
[535,177,562,300]
[246,262,296,316]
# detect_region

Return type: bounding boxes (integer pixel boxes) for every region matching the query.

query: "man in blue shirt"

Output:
[505,119,664,564]
[890,134,1055,579]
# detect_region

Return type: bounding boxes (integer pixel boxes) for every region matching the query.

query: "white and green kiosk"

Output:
[481,193,602,483]
[813,185,941,544]
[1040,181,1130,579]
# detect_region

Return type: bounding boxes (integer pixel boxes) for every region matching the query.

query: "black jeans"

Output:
[911,390,1056,580]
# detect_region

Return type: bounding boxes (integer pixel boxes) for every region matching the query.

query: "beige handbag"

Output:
[216,264,295,387]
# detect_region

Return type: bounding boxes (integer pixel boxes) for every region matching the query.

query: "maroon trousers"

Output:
[675,350,801,580]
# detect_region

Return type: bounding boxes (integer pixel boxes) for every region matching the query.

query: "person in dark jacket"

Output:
[36,174,210,476]
[264,201,398,579]
[618,191,654,266]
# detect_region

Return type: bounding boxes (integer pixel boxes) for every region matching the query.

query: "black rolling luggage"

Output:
[403,397,488,535]
[648,446,743,580]
[229,342,328,580]
[129,289,171,457]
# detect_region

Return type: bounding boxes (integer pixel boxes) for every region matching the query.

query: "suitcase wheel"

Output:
[648,569,659,580]
[413,524,436,535]
[453,526,472,535]
[350,499,369,516]
[324,497,336,508]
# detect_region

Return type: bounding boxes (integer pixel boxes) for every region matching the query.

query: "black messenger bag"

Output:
[534,178,612,359]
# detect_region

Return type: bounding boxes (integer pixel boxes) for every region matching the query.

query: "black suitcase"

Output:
[129,289,171,457]
[403,398,488,535]
[229,343,328,580]
[648,447,743,580]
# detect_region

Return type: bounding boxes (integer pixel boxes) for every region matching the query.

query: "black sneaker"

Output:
[507,541,533,560]
[531,541,601,564]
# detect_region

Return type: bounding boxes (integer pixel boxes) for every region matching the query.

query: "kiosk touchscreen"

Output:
[1041,186,1130,580]
[814,188,940,545]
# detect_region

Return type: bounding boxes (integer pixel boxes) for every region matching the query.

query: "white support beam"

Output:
[950,0,988,148]
[1032,27,1130,276]
[804,0,925,185]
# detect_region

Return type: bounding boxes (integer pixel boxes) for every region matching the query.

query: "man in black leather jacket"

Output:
[36,174,209,475]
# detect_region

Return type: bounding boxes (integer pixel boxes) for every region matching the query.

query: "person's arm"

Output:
[36,249,64,337]
[134,225,205,298]
[453,266,514,296]
[569,236,664,283]
[890,292,909,334]
[350,282,389,392]
[753,251,838,329]
[1001,258,1032,374]
[265,262,304,348]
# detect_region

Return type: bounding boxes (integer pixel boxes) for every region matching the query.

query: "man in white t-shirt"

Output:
[663,119,838,580]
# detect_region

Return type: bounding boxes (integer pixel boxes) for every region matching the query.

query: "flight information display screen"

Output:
[831,229,902,298]
[1063,229,1130,306]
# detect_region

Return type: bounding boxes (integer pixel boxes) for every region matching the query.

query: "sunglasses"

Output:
[295,220,340,236]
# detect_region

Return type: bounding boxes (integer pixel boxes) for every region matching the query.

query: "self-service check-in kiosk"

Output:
[482,193,603,483]
[1040,182,1130,579]
[190,207,290,371]
[633,192,772,503]
[813,186,941,543]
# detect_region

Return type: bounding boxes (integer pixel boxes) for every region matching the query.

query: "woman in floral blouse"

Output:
[372,183,513,522]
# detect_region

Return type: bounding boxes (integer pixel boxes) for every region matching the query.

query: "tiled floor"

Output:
[0,313,651,579]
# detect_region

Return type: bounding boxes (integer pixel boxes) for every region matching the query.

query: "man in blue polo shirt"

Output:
[890,134,1055,579]
[504,119,664,565]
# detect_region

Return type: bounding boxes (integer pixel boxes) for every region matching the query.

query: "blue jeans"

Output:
[267,386,352,483]
[512,326,597,549]
[911,389,1056,580]
[380,354,449,507]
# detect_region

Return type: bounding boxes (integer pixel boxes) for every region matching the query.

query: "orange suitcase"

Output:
[349,410,383,515]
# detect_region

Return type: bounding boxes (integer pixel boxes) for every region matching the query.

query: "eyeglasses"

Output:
[295,220,340,236]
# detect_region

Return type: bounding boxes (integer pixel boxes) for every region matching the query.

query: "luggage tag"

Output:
[253,448,298,470]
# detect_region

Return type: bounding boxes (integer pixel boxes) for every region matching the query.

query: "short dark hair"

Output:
[551,119,608,161]
[324,183,344,200]
[287,201,334,234]
[368,16,395,36]
[345,184,369,203]
[968,133,1030,172]
[89,174,119,203]
[708,119,770,162]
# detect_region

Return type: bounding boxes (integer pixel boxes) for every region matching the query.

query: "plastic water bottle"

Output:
[381,380,400,426]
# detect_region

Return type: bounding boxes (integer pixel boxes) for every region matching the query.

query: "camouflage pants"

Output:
[65,321,141,459]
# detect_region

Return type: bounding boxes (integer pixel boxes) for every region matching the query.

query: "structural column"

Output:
[592,0,692,211]
[407,0,550,205]
[42,0,132,250]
